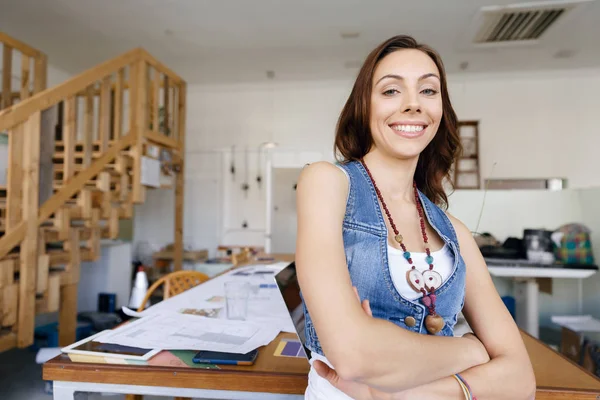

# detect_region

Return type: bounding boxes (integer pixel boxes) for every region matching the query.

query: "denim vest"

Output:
[302,160,467,356]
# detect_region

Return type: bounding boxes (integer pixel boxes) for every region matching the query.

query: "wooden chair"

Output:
[231,247,252,266]
[137,270,210,311]
[125,270,210,400]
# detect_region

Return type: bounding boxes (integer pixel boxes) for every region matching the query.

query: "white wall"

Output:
[47,64,71,87]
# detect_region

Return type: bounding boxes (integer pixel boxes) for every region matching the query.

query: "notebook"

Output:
[273,261,312,359]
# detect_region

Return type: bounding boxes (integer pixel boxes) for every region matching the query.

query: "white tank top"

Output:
[304,166,455,400]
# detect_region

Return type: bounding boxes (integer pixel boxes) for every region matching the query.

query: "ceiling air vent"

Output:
[474,1,590,44]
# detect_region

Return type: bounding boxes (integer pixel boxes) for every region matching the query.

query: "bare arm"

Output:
[295,162,489,391]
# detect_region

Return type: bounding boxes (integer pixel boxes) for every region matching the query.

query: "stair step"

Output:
[53,150,133,160]
[52,205,129,220]
[2,247,96,268]
[54,140,116,148]
[53,181,104,192]
[44,225,110,242]
[53,164,126,176]
[49,248,94,266]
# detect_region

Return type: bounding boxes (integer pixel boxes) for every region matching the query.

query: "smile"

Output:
[391,125,426,133]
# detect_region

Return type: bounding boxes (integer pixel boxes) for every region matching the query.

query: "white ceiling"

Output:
[2,0,600,84]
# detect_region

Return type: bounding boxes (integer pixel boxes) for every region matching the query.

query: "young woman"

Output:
[295,35,536,400]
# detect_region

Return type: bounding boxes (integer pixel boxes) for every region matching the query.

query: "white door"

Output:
[271,168,302,253]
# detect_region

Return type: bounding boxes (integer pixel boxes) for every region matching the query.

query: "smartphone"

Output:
[192,349,259,366]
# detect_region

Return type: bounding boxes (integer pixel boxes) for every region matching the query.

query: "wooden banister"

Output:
[1,31,47,110]
[0,48,143,133]
[139,48,184,85]
[0,32,44,58]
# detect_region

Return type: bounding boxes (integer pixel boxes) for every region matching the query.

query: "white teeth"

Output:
[392,125,425,133]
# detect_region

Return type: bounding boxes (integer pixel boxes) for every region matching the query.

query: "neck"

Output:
[362,148,419,203]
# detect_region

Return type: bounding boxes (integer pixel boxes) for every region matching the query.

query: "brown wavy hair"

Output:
[334,35,461,209]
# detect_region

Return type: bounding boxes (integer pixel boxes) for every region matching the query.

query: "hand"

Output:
[313,287,391,400]
[313,361,393,400]
[462,332,491,365]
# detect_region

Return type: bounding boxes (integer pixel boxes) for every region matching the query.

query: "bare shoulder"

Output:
[296,161,348,199]
[296,161,349,231]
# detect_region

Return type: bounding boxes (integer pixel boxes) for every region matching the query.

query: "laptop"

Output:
[273,261,312,359]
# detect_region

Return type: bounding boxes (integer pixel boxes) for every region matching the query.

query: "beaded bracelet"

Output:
[455,374,478,400]
[453,374,470,399]
[452,374,471,399]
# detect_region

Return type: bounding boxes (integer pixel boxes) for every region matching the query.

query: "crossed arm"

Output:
[295,162,536,400]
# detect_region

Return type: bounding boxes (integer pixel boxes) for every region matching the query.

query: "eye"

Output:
[421,88,438,96]
[383,88,399,96]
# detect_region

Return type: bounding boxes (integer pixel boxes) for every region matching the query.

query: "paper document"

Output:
[551,315,600,332]
[96,311,281,354]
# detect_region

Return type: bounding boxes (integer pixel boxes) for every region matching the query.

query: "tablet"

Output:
[61,330,161,361]
[192,349,259,366]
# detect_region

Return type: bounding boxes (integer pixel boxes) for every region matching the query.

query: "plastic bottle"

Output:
[128,265,149,310]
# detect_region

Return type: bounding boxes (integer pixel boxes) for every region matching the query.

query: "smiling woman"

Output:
[295,35,537,400]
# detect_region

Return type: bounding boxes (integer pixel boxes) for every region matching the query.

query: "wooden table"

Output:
[521,330,600,399]
[44,332,309,399]
[44,330,600,400]
[43,253,600,399]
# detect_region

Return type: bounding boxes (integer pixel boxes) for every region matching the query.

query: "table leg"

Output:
[52,381,77,400]
[578,278,583,314]
[514,278,539,338]
[50,380,303,400]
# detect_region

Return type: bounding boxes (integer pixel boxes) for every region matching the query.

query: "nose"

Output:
[402,91,421,113]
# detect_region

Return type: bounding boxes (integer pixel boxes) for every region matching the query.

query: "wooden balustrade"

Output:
[0,31,47,111]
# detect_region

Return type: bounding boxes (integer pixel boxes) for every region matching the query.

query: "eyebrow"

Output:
[375,73,440,85]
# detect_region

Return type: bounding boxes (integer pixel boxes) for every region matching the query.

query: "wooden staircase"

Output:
[0,31,187,352]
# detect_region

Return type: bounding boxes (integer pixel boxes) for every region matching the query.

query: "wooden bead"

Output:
[394,234,403,243]
[425,314,445,334]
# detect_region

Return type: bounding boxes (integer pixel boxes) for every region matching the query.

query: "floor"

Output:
[0,346,166,400]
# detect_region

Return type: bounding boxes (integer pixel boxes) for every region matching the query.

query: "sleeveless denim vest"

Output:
[301,160,467,356]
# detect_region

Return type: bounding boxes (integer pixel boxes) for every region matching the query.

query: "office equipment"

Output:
[61,330,160,361]
[192,349,258,366]
[273,262,311,359]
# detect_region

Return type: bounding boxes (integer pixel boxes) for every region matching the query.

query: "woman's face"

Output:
[369,49,443,160]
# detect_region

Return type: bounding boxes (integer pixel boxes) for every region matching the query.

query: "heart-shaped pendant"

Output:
[406,269,424,293]
[425,314,445,334]
[422,270,442,292]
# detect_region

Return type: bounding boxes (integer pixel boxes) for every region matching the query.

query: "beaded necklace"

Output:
[361,160,445,334]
